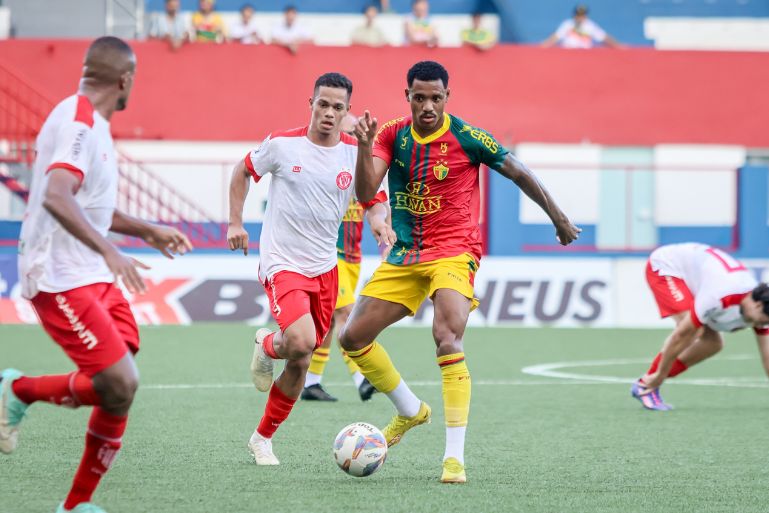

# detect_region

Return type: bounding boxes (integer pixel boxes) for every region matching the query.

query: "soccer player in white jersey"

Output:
[227,73,395,465]
[632,243,769,411]
[0,37,192,513]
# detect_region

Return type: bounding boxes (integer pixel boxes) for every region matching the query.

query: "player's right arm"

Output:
[43,169,147,294]
[227,159,251,255]
[641,314,702,391]
[228,137,278,255]
[353,111,389,203]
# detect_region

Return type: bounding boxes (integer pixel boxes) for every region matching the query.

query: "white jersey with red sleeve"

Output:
[244,126,358,281]
[18,95,119,299]
[649,243,762,333]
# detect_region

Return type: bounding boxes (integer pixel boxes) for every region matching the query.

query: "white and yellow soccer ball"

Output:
[333,422,387,477]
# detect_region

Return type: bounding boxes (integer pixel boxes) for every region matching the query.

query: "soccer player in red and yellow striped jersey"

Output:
[340,61,581,483]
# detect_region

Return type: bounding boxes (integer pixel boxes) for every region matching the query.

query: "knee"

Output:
[433,325,463,355]
[98,373,139,410]
[282,330,316,360]
[339,325,368,352]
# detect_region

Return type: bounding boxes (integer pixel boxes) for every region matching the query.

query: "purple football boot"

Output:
[631,379,673,411]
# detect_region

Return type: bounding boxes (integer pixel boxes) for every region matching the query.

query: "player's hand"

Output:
[104,248,149,295]
[371,221,397,248]
[227,223,249,255]
[555,217,581,246]
[638,373,664,393]
[353,110,378,148]
[145,225,193,259]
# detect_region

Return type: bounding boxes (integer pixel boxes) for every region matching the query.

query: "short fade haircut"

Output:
[407,60,449,88]
[752,283,769,316]
[87,36,134,59]
[314,72,353,99]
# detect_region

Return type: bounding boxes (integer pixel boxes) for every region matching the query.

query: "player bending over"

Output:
[632,243,769,411]
[227,72,395,465]
[0,37,192,513]
[302,192,389,402]
[341,60,581,483]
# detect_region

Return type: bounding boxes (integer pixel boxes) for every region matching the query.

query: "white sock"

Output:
[443,426,466,464]
[352,371,365,388]
[304,372,322,387]
[250,430,270,443]
[385,380,421,417]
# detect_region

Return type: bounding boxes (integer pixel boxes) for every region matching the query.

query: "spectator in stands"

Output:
[379,0,392,13]
[229,3,262,44]
[148,0,189,50]
[192,0,226,43]
[405,0,438,47]
[460,12,495,51]
[351,5,387,47]
[271,5,313,54]
[542,4,623,49]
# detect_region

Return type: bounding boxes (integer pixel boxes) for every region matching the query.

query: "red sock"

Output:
[11,372,101,407]
[644,353,688,380]
[256,384,296,439]
[646,353,663,375]
[262,332,281,359]
[668,358,688,377]
[63,408,127,510]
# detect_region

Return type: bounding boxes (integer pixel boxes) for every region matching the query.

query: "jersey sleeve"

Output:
[46,121,96,184]
[372,119,399,166]
[360,189,388,209]
[555,20,571,40]
[244,135,278,182]
[456,122,509,172]
[587,20,607,42]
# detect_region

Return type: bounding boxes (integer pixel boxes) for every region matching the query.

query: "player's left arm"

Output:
[754,331,769,378]
[110,210,192,259]
[495,153,581,245]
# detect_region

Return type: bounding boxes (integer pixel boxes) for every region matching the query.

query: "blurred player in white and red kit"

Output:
[0,37,192,513]
[632,243,769,411]
[227,73,394,465]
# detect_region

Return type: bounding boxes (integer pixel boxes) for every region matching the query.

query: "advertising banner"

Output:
[2,254,767,327]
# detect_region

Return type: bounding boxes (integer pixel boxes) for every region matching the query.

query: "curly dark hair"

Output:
[406,61,449,88]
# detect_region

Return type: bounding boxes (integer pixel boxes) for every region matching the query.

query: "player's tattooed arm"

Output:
[44,169,148,294]
[111,210,192,259]
[227,160,251,255]
[495,153,581,246]
[353,111,388,203]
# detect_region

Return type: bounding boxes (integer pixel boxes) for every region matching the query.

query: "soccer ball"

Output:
[333,422,387,477]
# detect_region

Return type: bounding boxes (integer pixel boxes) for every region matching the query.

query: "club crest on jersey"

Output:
[433,160,449,181]
[440,143,448,155]
[292,165,302,173]
[336,169,353,190]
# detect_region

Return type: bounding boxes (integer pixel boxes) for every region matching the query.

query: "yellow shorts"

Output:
[360,253,480,315]
[336,258,361,309]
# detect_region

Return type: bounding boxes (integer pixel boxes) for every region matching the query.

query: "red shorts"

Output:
[31,282,140,377]
[645,261,694,318]
[263,268,338,349]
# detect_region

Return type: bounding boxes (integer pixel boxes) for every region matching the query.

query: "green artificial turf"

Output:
[2,325,769,513]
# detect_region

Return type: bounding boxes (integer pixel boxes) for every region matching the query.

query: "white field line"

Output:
[143,355,769,390]
[521,354,769,388]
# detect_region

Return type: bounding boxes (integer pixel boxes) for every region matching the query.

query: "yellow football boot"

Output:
[441,457,467,484]
[382,401,431,447]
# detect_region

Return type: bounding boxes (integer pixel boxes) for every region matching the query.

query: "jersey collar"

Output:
[410,113,451,145]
